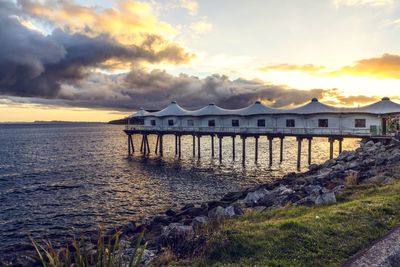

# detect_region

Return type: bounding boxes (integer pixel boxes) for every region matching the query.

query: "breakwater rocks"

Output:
[120,138,400,264]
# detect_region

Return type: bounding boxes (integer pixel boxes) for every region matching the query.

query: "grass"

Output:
[174,181,400,267]
[31,229,146,267]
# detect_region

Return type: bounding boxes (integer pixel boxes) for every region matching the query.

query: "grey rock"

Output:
[141,249,157,265]
[309,164,320,172]
[191,216,208,229]
[243,189,269,206]
[315,192,336,205]
[208,205,236,219]
[162,223,194,238]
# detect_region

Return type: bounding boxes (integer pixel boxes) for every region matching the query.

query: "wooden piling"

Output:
[218,135,222,162]
[254,136,259,163]
[143,135,147,155]
[338,138,343,154]
[329,137,334,159]
[308,137,312,165]
[197,135,201,158]
[268,136,273,166]
[297,137,302,169]
[211,135,215,158]
[155,134,159,155]
[192,135,196,157]
[159,134,163,156]
[146,135,150,155]
[130,135,135,154]
[279,137,284,162]
[178,134,182,158]
[140,135,144,153]
[241,136,246,165]
[175,134,178,155]
[232,136,236,160]
[128,135,131,156]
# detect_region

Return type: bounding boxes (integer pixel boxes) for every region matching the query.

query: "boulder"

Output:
[191,216,208,230]
[308,164,320,172]
[162,223,194,238]
[315,192,336,205]
[243,189,269,206]
[208,206,236,219]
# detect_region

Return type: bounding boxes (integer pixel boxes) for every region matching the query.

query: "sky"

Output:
[0,0,400,122]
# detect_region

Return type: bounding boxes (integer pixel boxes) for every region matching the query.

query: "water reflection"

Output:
[0,124,360,259]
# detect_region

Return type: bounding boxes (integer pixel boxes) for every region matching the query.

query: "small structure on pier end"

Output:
[124,97,400,167]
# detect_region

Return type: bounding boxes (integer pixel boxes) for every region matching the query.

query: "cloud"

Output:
[326,54,400,79]
[258,54,400,79]
[258,64,325,74]
[23,68,378,111]
[18,0,177,45]
[0,0,193,98]
[333,0,393,7]
[190,18,213,33]
[180,0,198,15]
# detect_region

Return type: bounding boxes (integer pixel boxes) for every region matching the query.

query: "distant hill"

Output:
[108,109,158,125]
[108,117,144,125]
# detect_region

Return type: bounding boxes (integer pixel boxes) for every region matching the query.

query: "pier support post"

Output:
[140,135,144,153]
[211,135,215,158]
[197,135,201,158]
[254,136,259,163]
[329,137,335,160]
[268,136,273,166]
[175,134,178,156]
[159,134,163,156]
[307,137,313,165]
[128,135,132,156]
[338,138,343,154]
[178,134,182,159]
[279,136,284,163]
[232,136,236,160]
[192,135,196,157]
[241,135,246,165]
[218,135,223,162]
[146,135,150,155]
[143,135,147,156]
[297,137,303,169]
[155,134,159,155]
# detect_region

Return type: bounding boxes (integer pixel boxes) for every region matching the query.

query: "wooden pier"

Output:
[124,125,394,168]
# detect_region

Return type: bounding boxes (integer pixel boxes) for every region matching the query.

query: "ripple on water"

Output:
[0,124,360,260]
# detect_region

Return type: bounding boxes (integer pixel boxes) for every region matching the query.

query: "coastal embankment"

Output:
[115,138,400,266]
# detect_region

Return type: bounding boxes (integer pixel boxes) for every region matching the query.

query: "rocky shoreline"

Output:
[113,137,400,265]
[6,138,400,266]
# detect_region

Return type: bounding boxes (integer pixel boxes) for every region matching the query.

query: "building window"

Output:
[257,119,266,127]
[318,119,329,128]
[187,119,194,126]
[232,119,239,127]
[208,120,215,127]
[168,120,174,126]
[355,119,366,128]
[150,120,156,126]
[286,119,295,128]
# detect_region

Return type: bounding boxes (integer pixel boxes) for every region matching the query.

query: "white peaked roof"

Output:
[354,97,400,115]
[152,101,189,117]
[235,101,277,115]
[283,98,340,114]
[137,97,400,117]
[189,103,234,116]
[129,108,151,118]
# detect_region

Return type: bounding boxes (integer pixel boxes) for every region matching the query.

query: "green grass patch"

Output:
[176,181,400,267]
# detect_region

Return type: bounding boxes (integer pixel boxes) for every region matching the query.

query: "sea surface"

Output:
[0,123,360,260]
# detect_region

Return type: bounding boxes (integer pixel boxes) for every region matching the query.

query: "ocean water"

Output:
[0,124,360,260]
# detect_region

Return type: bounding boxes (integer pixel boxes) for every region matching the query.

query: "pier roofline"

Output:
[123,97,400,168]
[129,97,400,118]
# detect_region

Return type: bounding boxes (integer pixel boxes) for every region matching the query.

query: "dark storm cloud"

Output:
[47,68,327,110]
[0,0,192,98]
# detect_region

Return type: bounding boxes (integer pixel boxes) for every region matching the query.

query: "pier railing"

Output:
[125,125,374,137]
